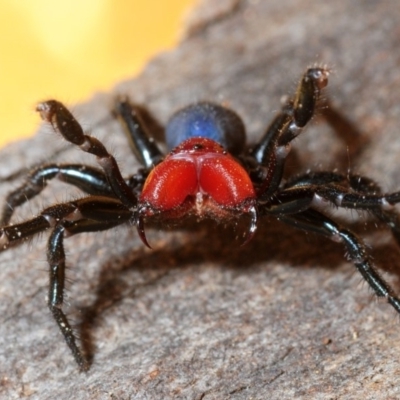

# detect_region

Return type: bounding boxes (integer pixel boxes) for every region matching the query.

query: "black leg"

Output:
[347,175,400,245]
[310,183,400,210]
[36,101,138,208]
[267,181,400,237]
[114,98,163,169]
[47,223,88,370]
[0,196,133,250]
[250,67,329,197]
[2,99,163,224]
[0,164,113,225]
[279,170,400,212]
[262,186,315,215]
[47,214,132,371]
[0,215,50,250]
[280,209,400,314]
[282,171,400,242]
[1,197,133,369]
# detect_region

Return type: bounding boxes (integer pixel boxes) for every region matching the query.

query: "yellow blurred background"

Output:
[0,0,195,148]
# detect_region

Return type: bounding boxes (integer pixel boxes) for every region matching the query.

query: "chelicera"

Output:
[2,67,400,371]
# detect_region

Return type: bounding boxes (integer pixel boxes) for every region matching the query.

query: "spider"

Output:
[2,67,400,371]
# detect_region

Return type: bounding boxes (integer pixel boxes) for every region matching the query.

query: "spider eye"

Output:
[165,102,246,155]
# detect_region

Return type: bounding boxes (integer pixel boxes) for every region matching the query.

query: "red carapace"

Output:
[140,137,256,216]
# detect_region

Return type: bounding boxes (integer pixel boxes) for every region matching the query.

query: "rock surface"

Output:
[1,1,400,399]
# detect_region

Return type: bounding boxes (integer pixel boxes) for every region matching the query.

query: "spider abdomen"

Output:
[165,102,246,155]
[140,137,255,213]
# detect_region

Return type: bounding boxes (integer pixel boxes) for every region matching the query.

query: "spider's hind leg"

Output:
[281,208,400,315]
[348,174,400,245]
[1,196,133,369]
[284,171,400,246]
[46,216,130,371]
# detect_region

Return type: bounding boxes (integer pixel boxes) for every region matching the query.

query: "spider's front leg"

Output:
[249,67,329,197]
[36,101,139,208]
[0,164,113,225]
[2,99,162,226]
[0,163,152,226]
[35,99,164,208]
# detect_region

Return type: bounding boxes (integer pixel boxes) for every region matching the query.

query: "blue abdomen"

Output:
[165,102,246,155]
